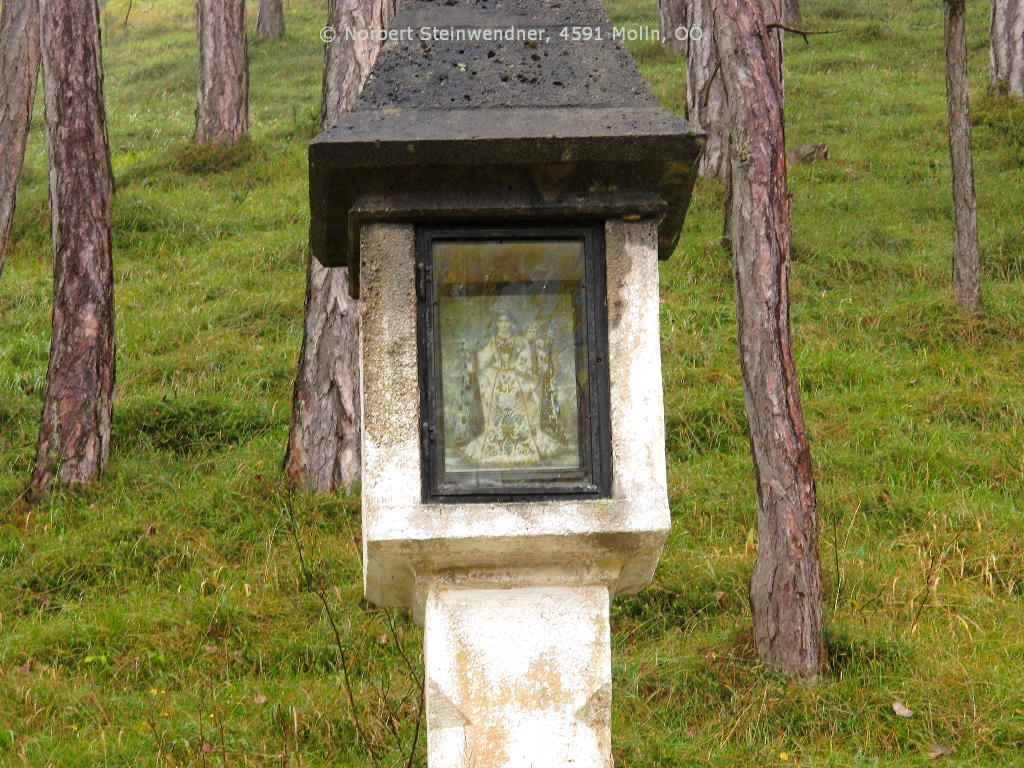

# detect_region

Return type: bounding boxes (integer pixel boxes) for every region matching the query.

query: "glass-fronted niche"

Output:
[417,224,612,502]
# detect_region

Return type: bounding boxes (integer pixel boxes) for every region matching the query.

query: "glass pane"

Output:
[432,239,589,487]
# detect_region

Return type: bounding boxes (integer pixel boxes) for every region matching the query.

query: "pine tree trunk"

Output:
[30,0,115,500]
[660,0,686,54]
[0,0,40,281]
[194,0,248,145]
[284,0,396,493]
[945,0,982,313]
[782,0,800,26]
[989,0,1024,99]
[319,0,396,129]
[257,0,284,42]
[686,0,729,180]
[712,0,824,678]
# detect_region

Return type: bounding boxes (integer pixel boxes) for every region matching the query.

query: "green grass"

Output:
[1,0,1022,765]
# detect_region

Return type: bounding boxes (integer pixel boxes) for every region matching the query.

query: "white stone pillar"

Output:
[358,218,672,768]
[424,584,612,768]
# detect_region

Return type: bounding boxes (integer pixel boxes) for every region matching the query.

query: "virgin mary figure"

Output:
[449,312,566,469]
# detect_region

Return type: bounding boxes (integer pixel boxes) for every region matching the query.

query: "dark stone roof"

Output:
[353,3,649,110]
[309,0,705,293]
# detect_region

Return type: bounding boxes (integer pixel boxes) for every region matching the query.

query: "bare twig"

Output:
[218,712,230,767]
[141,705,170,766]
[698,59,722,115]
[382,606,426,766]
[1000,222,1024,249]
[910,548,941,631]
[283,489,382,767]
[383,608,423,689]
[405,684,424,768]
[831,510,842,609]
[766,23,843,44]
[278,704,290,767]
[198,692,209,768]
[910,529,965,631]
[368,669,404,748]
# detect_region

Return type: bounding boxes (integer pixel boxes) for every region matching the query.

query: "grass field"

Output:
[1,0,1022,765]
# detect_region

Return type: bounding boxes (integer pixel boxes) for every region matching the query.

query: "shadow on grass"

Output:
[115,397,282,455]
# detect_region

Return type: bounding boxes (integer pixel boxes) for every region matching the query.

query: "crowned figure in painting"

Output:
[449,312,567,469]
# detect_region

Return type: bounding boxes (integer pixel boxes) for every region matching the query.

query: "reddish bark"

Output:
[712,0,824,677]
[285,0,396,493]
[257,0,285,42]
[989,0,1024,99]
[0,0,40,280]
[686,0,729,180]
[319,0,396,129]
[782,0,800,25]
[194,0,248,145]
[659,0,686,54]
[945,0,982,312]
[30,0,115,499]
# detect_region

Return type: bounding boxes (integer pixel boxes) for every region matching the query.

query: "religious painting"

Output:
[439,290,581,473]
[418,225,611,501]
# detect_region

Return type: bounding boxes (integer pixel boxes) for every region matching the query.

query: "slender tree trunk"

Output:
[194,0,248,145]
[945,0,982,313]
[0,0,41,281]
[257,0,284,42]
[319,0,396,129]
[660,0,686,54]
[782,0,800,25]
[30,0,115,500]
[686,0,729,180]
[712,0,824,678]
[284,0,396,493]
[989,0,1024,99]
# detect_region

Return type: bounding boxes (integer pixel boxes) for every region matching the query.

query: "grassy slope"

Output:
[0,0,1021,765]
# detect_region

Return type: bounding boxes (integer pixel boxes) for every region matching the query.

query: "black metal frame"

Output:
[416,222,612,504]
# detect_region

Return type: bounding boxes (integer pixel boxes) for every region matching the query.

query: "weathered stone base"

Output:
[424,584,613,768]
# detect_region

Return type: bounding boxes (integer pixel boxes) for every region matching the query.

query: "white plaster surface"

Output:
[424,585,612,768]
[359,219,672,615]
[358,218,672,768]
